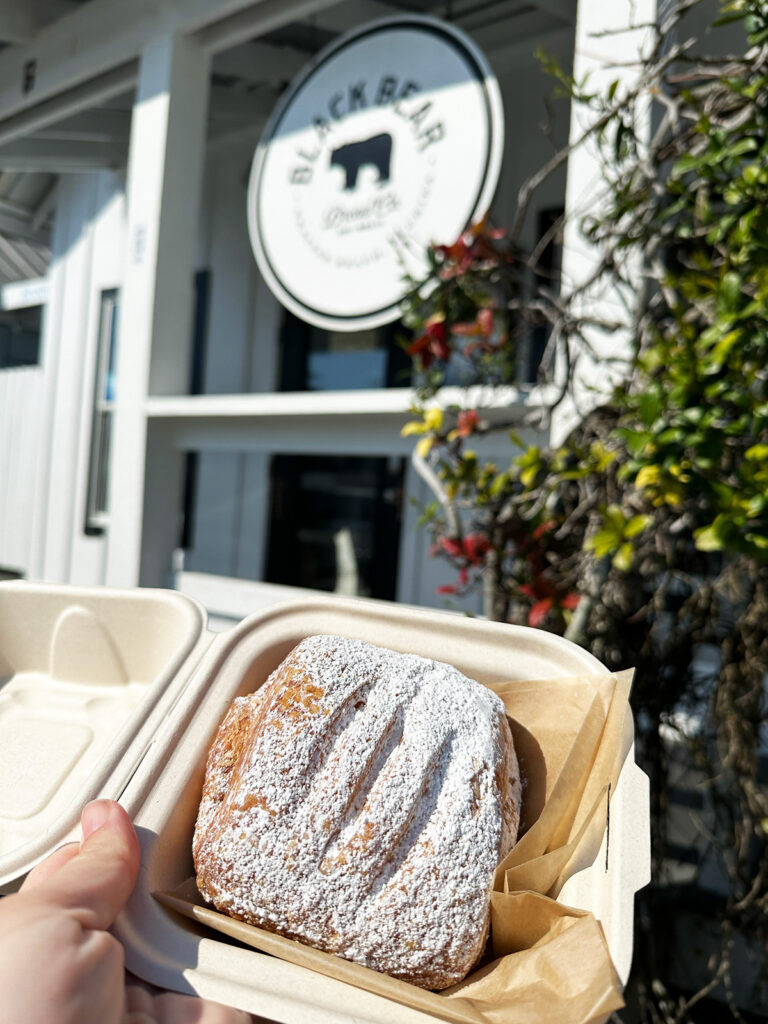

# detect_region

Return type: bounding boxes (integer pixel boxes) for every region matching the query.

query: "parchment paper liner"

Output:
[155,668,634,1024]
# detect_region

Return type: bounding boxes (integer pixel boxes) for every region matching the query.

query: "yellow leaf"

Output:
[657,485,684,507]
[635,465,661,489]
[416,436,435,459]
[668,464,691,482]
[401,420,426,437]
[612,542,634,572]
[424,407,444,432]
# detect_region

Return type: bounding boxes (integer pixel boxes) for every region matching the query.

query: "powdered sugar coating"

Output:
[193,634,521,989]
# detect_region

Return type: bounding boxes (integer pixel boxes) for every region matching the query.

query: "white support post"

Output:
[551,0,658,445]
[105,32,210,589]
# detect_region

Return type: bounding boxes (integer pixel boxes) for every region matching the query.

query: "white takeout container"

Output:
[0,582,650,1024]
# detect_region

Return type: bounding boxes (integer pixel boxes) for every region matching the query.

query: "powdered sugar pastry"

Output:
[193,634,521,989]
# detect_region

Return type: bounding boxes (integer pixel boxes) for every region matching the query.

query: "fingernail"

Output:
[81,799,115,840]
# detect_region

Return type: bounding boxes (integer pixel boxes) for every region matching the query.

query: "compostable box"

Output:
[0,582,650,1024]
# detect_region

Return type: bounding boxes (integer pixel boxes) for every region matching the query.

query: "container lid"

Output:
[112,595,651,1024]
[0,581,207,889]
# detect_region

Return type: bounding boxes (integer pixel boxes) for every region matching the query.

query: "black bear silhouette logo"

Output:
[330,133,393,190]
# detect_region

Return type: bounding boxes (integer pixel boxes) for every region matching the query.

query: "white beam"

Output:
[481,24,574,74]
[0,276,49,310]
[0,3,38,44]
[553,0,657,443]
[0,0,338,128]
[30,179,58,231]
[0,206,50,242]
[0,195,31,219]
[196,0,340,53]
[211,40,307,86]
[208,82,276,123]
[105,32,211,589]
[528,0,576,25]
[0,0,79,44]
[310,0,399,34]
[0,137,127,171]
[471,8,564,54]
[0,61,137,148]
[31,108,132,142]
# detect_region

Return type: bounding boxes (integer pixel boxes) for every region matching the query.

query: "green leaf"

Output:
[694,515,731,553]
[489,472,511,497]
[719,272,742,313]
[584,528,620,558]
[713,11,748,26]
[589,441,616,472]
[604,503,627,534]
[638,390,662,427]
[625,514,653,539]
[743,162,761,186]
[612,542,635,572]
[622,429,653,457]
[727,137,759,158]
[671,153,706,178]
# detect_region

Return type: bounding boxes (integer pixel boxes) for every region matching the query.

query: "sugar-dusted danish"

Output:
[193,634,521,989]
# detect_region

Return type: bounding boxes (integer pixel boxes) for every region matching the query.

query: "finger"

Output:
[150,992,255,1023]
[20,842,79,891]
[37,800,141,930]
[125,983,158,1022]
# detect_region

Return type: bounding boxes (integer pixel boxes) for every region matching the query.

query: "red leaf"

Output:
[425,319,447,343]
[436,583,458,595]
[452,321,482,336]
[457,409,479,437]
[429,336,451,361]
[406,334,430,357]
[528,598,553,628]
[560,593,580,610]
[439,536,463,558]
[462,532,490,564]
[532,519,556,541]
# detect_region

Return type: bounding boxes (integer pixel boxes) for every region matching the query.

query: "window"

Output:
[84,290,118,534]
[524,206,564,384]
[86,272,210,538]
[265,454,404,600]
[0,305,41,368]
[278,312,411,391]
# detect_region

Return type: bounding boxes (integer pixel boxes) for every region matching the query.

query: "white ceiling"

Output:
[0,0,575,283]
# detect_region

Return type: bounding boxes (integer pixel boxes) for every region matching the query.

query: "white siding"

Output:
[0,172,126,584]
[0,366,44,575]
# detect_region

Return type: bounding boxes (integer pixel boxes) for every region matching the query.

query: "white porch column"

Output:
[551,0,658,444]
[105,32,210,588]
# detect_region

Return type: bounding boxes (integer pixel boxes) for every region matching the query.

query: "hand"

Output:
[0,800,254,1024]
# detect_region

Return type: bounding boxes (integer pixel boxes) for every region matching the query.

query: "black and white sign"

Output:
[247,16,504,331]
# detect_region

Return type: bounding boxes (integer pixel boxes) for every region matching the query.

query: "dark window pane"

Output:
[525,206,564,383]
[85,290,119,534]
[265,454,404,601]
[0,306,41,368]
[279,311,411,392]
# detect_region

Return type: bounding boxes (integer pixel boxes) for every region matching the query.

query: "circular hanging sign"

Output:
[247,15,504,331]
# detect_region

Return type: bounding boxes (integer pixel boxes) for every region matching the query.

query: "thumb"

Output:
[36,800,141,930]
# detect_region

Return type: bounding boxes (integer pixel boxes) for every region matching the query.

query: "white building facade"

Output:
[0,0,659,626]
